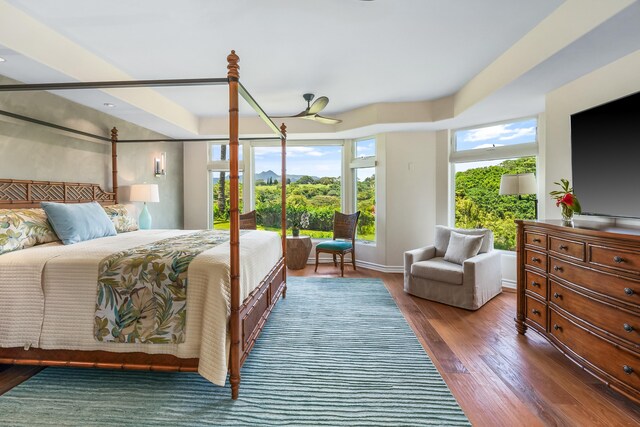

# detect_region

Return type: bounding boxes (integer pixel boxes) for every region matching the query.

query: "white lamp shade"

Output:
[499,173,537,195]
[129,184,160,203]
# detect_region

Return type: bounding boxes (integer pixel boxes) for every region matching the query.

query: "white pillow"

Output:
[444,231,484,265]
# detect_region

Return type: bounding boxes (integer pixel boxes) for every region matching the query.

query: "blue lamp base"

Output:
[139,203,152,230]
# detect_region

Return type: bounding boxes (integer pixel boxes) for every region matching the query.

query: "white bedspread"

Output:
[0,229,282,386]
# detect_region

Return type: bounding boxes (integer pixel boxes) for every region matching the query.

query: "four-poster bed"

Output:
[0,51,286,399]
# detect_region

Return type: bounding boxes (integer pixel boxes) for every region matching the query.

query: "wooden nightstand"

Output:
[286,235,312,270]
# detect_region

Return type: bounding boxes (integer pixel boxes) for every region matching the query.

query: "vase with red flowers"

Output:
[550,178,582,226]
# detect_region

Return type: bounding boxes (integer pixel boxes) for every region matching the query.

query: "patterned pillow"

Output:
[103,204,139,233]
[0,208,59,255]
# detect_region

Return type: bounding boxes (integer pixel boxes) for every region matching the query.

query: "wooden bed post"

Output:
[227,50,242,400]
[281,123,287,298]
[111,127,118,204]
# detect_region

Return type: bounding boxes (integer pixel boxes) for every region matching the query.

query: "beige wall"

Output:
[183,142,210,230]
[381,131,438,267]
[543,49,640,220]
[0,78,184,228]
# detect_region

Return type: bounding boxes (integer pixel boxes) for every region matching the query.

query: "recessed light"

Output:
[103,103,115,108]
[0,57,6,63]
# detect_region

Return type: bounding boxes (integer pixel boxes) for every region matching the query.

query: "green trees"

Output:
[455,156,536,251]
[213,173,376,239]
[255,177,342,238]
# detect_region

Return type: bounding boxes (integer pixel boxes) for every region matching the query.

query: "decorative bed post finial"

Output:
[280,122,287,136]
[111,127,118,140]
[227,50,240,79]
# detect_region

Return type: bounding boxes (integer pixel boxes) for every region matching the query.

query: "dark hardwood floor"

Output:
[2,265,639,426]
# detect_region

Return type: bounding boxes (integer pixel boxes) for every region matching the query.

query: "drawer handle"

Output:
[553,265,563,272]
[613,256,625,264]
[532,238,542,243]
[623,365,634,375]
[531,257,541,263]
[553,324,562,331]
[553,292,561,299]
[559,245,568,251]
[531,309,540,315]
[623,323,634,333]
[624,287,635,296]
[531,281,540,288]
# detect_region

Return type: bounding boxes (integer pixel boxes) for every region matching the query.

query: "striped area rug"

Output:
[0,277,469,426]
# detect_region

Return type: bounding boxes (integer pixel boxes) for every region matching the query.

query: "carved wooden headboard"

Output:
[0,179,116,209]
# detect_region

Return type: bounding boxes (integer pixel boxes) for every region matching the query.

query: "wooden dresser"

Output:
[516,220,640,403]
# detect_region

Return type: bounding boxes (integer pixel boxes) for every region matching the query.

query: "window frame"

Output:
[450,116,538,164]
[351,136,378,244]
[449,117,539,252]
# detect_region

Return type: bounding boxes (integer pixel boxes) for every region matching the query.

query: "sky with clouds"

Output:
[252,138,376,178]
[455,118,537,151]
[255,146,343,177]
[454,118,537,172]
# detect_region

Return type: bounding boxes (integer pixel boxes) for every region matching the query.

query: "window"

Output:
[451,119,538,251]
[254,145,342,237]
[351,138,376,242]
[453,118,537,153]
[211,171,243,230]
[209,143,244,229]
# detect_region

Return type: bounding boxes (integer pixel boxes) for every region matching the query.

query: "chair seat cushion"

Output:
[411,257,463,285]
[316,240,353,251]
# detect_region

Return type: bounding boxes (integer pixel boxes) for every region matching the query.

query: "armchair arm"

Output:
[404,245,436,277]
[463,251,502,305]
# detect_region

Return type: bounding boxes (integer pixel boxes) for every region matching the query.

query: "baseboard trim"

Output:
[307,258,403,274]
[356,260,404,274]
[502,278,516,290]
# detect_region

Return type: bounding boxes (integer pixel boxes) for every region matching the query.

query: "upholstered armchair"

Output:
[404,225,502,310]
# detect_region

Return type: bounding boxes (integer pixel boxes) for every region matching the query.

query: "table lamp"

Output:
[129,184,160,229]
[499,172,538,218]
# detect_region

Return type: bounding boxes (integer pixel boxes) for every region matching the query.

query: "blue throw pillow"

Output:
[41,201,117,245]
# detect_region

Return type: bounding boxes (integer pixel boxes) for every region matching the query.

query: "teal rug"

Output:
[0,277,469,426]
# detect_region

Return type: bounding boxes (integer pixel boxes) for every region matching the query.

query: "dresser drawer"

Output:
[550,309,640,391]
[525,295,547,329]
[590,244,640,275]
[525,231,547,250]
[550,280,640,347]
[525,249,547,272]
[549,236,585,261]
[525,270,547,299]
[549,256,640,306]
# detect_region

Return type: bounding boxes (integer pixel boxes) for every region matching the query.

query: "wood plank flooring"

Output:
[1,265,639,426]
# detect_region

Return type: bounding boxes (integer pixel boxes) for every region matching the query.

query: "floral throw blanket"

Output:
[94,230,232,344]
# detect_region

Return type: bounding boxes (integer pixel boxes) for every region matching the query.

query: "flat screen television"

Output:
[571,91,640,219]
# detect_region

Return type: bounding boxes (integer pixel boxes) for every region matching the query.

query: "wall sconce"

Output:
[154,152,166,177]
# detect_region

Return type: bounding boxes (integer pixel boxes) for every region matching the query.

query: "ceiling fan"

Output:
[274,93,342,124]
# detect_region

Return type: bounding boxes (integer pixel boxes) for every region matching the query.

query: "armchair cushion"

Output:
[435,225,493,256]
[316,240,353,251]
[443,231,484,265]
[411,257,463,285]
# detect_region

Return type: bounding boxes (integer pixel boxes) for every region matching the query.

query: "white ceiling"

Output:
[0,0,638,139]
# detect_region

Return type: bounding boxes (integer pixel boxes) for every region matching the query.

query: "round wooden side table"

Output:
[286,235,312,270]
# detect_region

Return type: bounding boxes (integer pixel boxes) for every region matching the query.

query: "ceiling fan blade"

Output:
[313,115,342,125]
[272,109,310,119]
[308,96,329,115]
